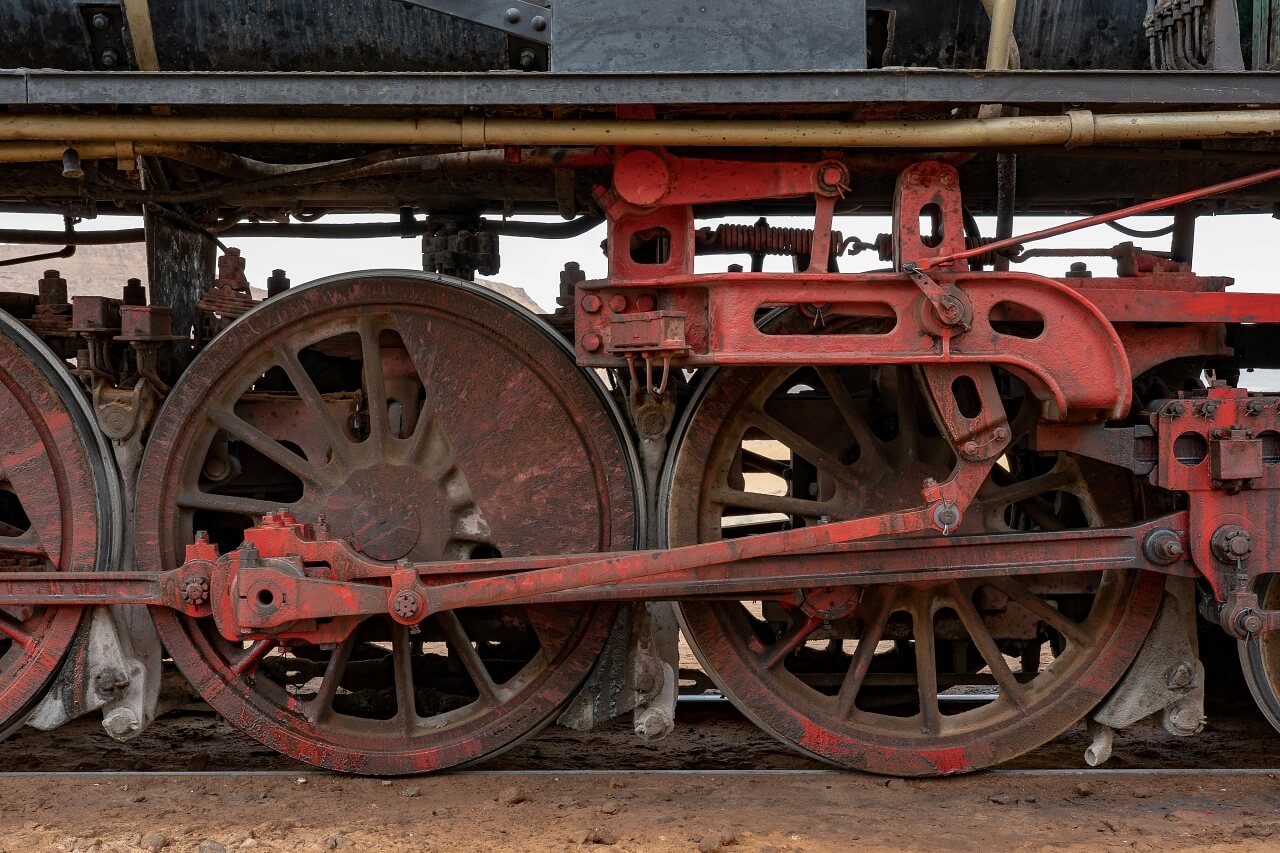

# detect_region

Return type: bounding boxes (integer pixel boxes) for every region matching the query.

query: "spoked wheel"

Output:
[664,360,1164,775]
[1238,577,1280,732]
[135,272,642,774]
[0,311,121,737]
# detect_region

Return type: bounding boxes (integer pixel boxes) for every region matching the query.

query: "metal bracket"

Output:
[394,0,552,44]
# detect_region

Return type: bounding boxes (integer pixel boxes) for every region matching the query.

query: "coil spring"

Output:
[964,236,1006,267]
[703,223,844,257]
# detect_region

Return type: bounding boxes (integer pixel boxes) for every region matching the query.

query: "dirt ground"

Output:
[2,658,1279,851]
[1,697,1280,851]
[2,768,1280,853]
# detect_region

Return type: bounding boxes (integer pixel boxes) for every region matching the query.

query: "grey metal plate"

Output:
[552,0,865,72]
[8,69,1280,108]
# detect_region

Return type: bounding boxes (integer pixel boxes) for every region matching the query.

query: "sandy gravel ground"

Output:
[2,669,1279,851]
[2,769,1280,852]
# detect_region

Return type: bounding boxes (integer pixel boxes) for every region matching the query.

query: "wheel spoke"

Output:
[208,407,326,488]
[404,407,448,477]
[740,449,790,478]
[357,314,390,452]
[710,487,827,519]
[0,612,34,650]
[0,532,45,559]
[231,639,277,676]
[743,409,861,492]
[273,344,352,471]
[177,490,288,518]
[759,612,822,670]
[981,468,1080,508]
[307,634,355,722]
[912,597,941,735]
[948,583,1028,711]
[391,623,419,733]
[836,589,895,717]
[437,611,501,705]
[986,577,1092,647]
[814,367,885,467]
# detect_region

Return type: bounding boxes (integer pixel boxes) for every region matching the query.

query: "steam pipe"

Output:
[983,0,1019,71]
[1,109,1280,150]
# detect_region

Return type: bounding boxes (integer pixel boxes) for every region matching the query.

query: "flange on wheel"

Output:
[664,360,1163,776]
[0,310,122,737]
[135,271,642,774]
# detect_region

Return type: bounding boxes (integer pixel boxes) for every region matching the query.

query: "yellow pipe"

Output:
[0,110,1277,153]
[984,0,1019,71]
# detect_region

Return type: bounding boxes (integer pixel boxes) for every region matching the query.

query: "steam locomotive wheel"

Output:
[135,272,641,774]
[1238,576,1280,734]
[665,362,1163,775]
[0,311,121,737]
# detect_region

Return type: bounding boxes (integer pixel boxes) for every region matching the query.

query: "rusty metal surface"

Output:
[132,272,641,775]
[0,308,120,738]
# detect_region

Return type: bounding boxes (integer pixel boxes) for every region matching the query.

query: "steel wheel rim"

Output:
[137,271,642,774]
[664,360,1163,775]
[1239,576,1280,732]
[0,310,120,737]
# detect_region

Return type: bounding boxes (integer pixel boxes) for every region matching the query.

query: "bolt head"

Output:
[608,294,628,313]
[505,7,522,23]
[962,440,979,456]
[531,14,548,30]
[580,293,602,314]
[91,13,109,29]
[581,332,602,353]
[182,577,210,605]
[1165,662,1194,689]
[392,590,421,619]
[635,294,656,312]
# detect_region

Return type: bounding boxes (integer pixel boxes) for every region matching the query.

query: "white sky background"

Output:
[2,209,1275,307]
[1,208,1277,384]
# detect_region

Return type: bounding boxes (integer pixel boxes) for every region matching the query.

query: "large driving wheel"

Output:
[135,272,642,774]
[664,360,1163,775]
[0,310,121,737]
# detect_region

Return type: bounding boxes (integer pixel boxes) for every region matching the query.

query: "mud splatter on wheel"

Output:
[135,272,642,774]
[0,309,121,737]
[664,359,1163,776]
